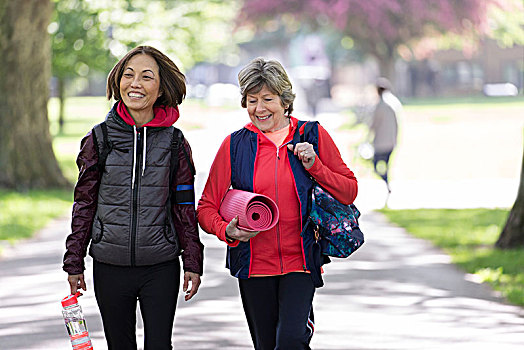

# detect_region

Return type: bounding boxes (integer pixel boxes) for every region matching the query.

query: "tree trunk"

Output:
[377,57,395,81]
[58,77,65,135]
[375,53,396,88]
[496,143,524,249]
[0,0,69,189]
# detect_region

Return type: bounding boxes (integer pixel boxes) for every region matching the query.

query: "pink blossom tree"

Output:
[238,0,502,79]
[239,0,524,248]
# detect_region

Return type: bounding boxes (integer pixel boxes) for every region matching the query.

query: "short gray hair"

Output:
[238,57,296,116]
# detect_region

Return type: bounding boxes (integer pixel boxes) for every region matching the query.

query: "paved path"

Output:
[1,109,523,349]
[1,210,523,349]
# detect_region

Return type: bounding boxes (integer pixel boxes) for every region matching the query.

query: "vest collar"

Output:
[244,116,301,145]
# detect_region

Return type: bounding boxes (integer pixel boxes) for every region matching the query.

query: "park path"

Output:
[1,108,523,349]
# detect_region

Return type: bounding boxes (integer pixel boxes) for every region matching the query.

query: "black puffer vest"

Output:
[89,108,180,266]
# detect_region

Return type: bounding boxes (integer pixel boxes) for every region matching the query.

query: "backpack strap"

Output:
[302,121,315,144]
[170,128,182,182]
[291,120,320,157]
[170,127,196,205]
[291,120,317,144]
[92,122,112,172]
[291,120,308,146]
[170,127,195,178]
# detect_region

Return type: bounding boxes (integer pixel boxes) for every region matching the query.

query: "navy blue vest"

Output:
[227,121,319,278]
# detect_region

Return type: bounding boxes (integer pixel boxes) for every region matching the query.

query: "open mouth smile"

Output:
[256,114,272,121]
[128,92,145,99]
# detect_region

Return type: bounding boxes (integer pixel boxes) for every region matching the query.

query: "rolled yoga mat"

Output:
[219,189,280,232]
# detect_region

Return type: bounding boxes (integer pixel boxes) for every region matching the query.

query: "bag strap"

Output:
[170,128,181,182]
[170,127,195,178]
[170,127,196,205]
[302,122,315,144]
[171,127,196,176]
[291,120,309,146]
[291,121,318,182]
[291,120,317,147]
[92,122,112,172]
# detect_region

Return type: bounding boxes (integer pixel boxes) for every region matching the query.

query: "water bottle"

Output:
[61,292,93,350]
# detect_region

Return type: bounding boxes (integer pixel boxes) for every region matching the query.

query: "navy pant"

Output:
[93,259,180,350]
[239,272,315,350]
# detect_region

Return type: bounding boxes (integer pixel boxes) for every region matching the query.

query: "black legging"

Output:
[239,272,315,350]
[93,259,180,350]
[373,150,392,186]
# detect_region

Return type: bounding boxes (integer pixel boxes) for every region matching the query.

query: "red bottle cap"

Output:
[61,292,81,307]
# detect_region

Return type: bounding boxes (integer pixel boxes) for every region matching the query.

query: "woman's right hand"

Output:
[225,216,259,242]
[68,274,86,295]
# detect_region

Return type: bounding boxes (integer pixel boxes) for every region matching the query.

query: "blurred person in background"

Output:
[368,77,400,194]
[63,46,203,350]
[197,57,358,350]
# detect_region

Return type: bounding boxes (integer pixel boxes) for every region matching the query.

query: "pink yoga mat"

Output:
[219,189,280,232]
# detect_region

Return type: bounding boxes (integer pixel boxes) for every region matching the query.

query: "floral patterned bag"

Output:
[309,185,364,258]
[293,120,364,259]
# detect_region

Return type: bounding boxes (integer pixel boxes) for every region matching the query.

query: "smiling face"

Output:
[119,54,161,119]
[246,85,289,133]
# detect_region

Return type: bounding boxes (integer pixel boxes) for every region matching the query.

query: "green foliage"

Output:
[487,0,524,47]
[50,0,240,86]
[435,1,524,53]
[50,0,116,81]
[96,0,240,70]
[381,208,524,306]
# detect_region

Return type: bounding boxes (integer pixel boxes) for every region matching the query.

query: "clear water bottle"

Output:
[61,292,93,350]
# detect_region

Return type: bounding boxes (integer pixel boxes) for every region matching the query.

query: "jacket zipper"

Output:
[275,146,283,274]
[283,138,308,272]
[130,130,141,267]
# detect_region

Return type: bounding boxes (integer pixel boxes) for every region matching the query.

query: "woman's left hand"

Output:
[288,142,316,169]
[183,271,201,301]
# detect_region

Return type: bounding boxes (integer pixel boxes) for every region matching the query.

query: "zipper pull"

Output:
[276,148,280,160]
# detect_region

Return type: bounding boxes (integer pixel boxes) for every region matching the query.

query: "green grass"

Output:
[48,96,112,137]
[0,189,72,242]
[380,208,524,306]
[0,97,101,246]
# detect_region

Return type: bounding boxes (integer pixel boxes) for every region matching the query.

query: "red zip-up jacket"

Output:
[197,117,357,276]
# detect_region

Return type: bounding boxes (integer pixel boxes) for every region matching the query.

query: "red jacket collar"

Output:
[116,101,180,127]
